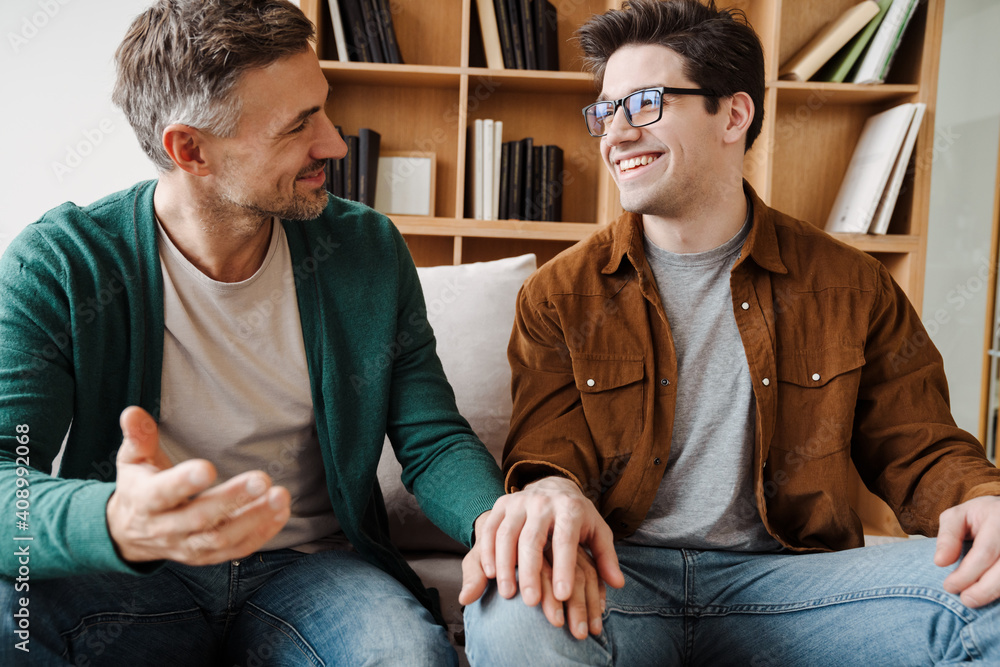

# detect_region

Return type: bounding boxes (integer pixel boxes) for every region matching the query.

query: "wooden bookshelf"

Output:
[303,0,946,537]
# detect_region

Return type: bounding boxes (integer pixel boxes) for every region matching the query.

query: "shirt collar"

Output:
[601,180,787,276]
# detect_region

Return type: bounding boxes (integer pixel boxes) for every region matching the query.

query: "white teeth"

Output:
[619,154,656,171]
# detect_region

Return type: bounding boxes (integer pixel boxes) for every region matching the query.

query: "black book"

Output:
[519,0,537,70]
[331,125,345,198]
[344,135,359,202]
[339,0,371,62]
[493,0,517,69]
[534,0,559,71]
[545,144,563,221]
[508,139,524,220]
[374,0,403,64]
[358,0,386,63]
[498,141,511,219]
[521,137,534,219]
[465,124,476,218]
[506,0,526,69]
[357,128,381,207]
[530,144,543,220]
[537,145,549,221]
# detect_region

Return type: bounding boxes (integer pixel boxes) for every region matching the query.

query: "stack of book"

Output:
[325,127,382,207]
[778,0,919,84]
[473,0,559,71]
[824,102,926,235]
[327,0,403,64]
[466,119,564,222]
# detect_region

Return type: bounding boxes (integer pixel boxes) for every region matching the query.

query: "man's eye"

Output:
[289,119,309,134]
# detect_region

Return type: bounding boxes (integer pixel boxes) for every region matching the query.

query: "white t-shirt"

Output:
[156,219,344,553]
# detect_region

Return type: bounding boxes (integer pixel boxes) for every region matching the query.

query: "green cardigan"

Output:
[0,180,504,618]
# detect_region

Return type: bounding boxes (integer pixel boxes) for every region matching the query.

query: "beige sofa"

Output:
[376,253,537,663]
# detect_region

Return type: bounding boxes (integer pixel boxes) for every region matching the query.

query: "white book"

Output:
[328,0,350,64]
[852,0,918,84]
[473,119,484,220]
[483,119,495,221]
[825,103,918,234]
[869,102,925,234]
[492,121,503,219]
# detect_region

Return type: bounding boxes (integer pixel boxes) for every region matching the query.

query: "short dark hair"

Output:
[113,0,315,171]
[576,0,765,152]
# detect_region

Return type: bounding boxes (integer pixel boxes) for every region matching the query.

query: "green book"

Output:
[816,0,892,83]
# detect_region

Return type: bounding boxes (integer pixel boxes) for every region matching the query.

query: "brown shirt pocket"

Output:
[572,354,644,459]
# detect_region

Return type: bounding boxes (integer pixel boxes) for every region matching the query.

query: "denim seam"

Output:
[243,601,325,667]
[691,586,977,623]
[61,608,205,641]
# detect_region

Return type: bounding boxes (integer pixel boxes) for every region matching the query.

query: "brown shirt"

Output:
[504,183,1000,552]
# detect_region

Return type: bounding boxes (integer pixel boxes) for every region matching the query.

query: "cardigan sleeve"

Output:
[382,227,504,548]
[0,226,144,579]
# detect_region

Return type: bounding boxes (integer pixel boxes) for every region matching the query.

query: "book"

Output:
[825,103,919,234]
[498,141,510,220]
[852,0,920,84]
[483,119,495,220]
[357,128,381,207]
[519,0,537,70]
[358,0,386,63]
[330,125,345,198]
[493,0,517,69]
[545,145,563,221]
[476,0,505,69]
[507,0,526,69]
[473,119,484,219]
[508,139,524,219]
[778,1,880,82]
[869,102,925,234]
[816,0,892,83]
[534,0,559,71]
[339,0,371,62]
[344,134,359,202]
[530,145,543,219]
[373,0,403,64]
[492,121,503,219]
[521,137,534,219]
[327,0,350,63]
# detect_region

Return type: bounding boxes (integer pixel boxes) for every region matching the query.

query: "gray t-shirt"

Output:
[157,220,345,553]
[626,209,781,552]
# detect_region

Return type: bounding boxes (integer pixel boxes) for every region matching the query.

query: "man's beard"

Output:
[217,160,330,224]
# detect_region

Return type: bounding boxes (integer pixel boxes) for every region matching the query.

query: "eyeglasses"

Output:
[581,86,716,137]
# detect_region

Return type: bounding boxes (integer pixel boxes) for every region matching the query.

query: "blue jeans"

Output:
[465,538,999,666]
[1,549,456,666]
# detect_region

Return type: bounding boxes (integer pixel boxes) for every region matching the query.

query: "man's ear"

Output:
[722,92,754,148]
[161,124,212,176]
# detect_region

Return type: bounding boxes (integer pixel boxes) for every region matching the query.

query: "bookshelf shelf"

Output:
[302,0,944,537]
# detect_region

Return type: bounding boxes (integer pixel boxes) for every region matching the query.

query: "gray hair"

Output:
[112,0,314,171]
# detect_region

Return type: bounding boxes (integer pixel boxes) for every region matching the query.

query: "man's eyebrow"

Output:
[597,84,661,103]
[281,85,333,132]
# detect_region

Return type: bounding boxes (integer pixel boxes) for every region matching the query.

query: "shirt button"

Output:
[762,378,770,386]
[660,378,669,386]
[654,457,662,465]
[741,302,749,310]
[811,373,821,381]
[586,378,595,387]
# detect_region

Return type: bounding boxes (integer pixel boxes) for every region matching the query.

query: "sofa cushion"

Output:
[377,253,537,553]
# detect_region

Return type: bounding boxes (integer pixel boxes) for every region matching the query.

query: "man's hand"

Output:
[458,476,624,639]
[934,495,1000,608]
[106,406,291,565]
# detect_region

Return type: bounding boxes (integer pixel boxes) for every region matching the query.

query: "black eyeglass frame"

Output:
[581,86,717,137]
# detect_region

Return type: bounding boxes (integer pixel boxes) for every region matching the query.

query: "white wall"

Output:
[922,0,1000,438]
[0,0,156,258]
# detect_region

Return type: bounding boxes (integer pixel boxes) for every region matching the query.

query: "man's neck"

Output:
[153,174,274,283]
[642,181,748,254]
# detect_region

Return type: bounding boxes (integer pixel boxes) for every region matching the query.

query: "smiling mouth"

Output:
[617,153,661,174]
[297,163,326,181]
